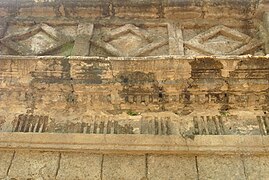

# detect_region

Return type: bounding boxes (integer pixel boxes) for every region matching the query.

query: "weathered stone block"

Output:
[102,154,146,180]
[0,151,14,179]
[57,152,102,180]
[8,151,59,179]
[264,12,269,54]
[197,155,245,180]
[264,12,269,32]
[244,156,269,179]
[71,23,94,56]
[147,155,197,180]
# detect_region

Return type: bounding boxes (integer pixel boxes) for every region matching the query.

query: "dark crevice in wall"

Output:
[195,156,200,180]
[6,151,15,176]
[240,155,248,180]
[100,154,104,180]
[145,154,149,179]
[55,152,62,178]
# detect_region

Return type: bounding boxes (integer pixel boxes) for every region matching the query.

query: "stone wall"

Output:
[0,0,263,19]
[0,0,268,143]
[0,18,267,56]
[0,150,268,180]
[0,56,268,136]
[0,0,269,179]
[0,133,267,180]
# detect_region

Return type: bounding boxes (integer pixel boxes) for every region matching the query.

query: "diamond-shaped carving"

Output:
[185,25,263,55]
[0,24,73,55]
[109,33,147,56]
[92,24,168,57]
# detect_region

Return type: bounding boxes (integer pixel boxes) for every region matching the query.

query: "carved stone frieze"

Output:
[9,113,269,136]
[0,20,266,56]
[0,55,267,135]
[0,1,269,179]
[90,23,169,57]
[184,25,263,55]
[1,23,74,55]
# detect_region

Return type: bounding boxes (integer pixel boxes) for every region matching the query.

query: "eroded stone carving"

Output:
[193,116,225,135]
[0,1,269,179]
[0,0,268,138]
[0,56,268,115]
[10,113,268,136]
[257,116,269,135]
[91,24,168,57]
[167,23,184,55]
[71,23,94,56]
[13,114,48,133]
[0,20,266,56]
[1,23,73,55]
[185,25,264,55]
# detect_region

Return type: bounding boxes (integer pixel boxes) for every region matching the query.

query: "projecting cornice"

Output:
[0,0,267,19]
[0,133,268,155]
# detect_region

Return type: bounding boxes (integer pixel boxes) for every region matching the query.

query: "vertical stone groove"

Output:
[195,156,200,180]
[55,152,62,178]
[6,150,16,176]
[241,155,248,180]
[100,154,104,180]
[145,154,149,179]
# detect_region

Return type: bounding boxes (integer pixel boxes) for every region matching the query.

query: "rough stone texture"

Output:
[0,1,267,57]
[244,156,269,180]
[102,154,146,180]
[0,56,267,136]
[0,133,267,155]
[197,155,246,180]
[0,0,268,179]
[57,152,102,180]
[8,151,59,179]
[0,0,263,20]
[0,151,14,179]
[0,1,267,139]
[0,21,265,56]
[147,155,197,180]
[0,149,267,179]
[264,12,269,32]
[264,12,269,54]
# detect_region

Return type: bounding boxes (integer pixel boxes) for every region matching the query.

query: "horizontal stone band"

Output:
[0,133,268,155]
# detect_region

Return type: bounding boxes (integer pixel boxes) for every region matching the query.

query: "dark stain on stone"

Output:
[66,91,77,104]
[230,59,269,78]
[190,58,223,79]
[117,71,156,84]
[117,71,165,107]
[72,60,108,84]
[13,114,48,133]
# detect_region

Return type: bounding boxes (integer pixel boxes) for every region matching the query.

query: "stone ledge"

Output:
[0,133,268,155]
[0,55,268,61]
[0,0,261,8]
[0,0,266,19]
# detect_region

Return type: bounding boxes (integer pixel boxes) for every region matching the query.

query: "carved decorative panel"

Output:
[90,23,169,57]
[183,25,266,56]
[257,116,269,135]
[0,21,266,56]
[1,24,74,55]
